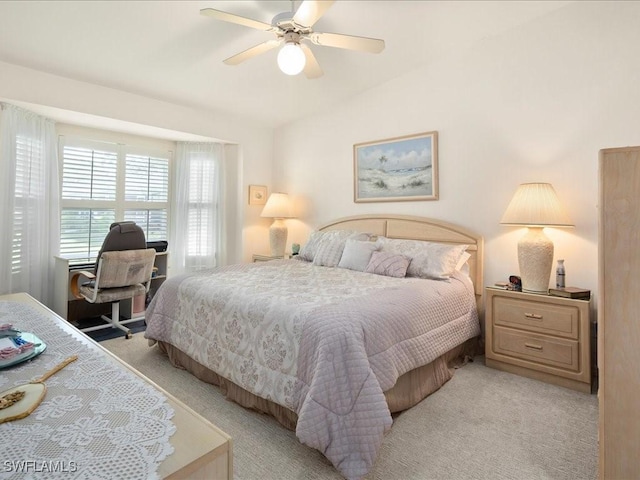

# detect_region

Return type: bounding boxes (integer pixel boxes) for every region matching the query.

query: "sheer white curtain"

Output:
[0,103,60,306]
[170,142,224,276]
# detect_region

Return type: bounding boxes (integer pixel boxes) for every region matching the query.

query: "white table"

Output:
[0,293,232,479]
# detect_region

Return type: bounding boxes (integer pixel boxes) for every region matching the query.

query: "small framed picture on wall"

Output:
[249,185,268,205]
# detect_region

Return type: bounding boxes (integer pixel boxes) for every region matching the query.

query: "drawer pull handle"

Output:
[525,342,543,350]
[524,312,543,320]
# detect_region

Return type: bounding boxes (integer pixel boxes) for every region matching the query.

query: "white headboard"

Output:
[317,214,484,297]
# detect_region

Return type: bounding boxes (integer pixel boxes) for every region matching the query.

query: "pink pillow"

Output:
[365,251,409,278]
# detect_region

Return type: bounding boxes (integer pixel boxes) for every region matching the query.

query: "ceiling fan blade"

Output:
[223,40,281,66]
[293,0,335,28]
[200,8,274,32]
[308,32,385,54]
[300,44,324,79]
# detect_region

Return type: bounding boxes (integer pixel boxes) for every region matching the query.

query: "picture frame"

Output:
[248,185,267,205]
[353,131,438,203]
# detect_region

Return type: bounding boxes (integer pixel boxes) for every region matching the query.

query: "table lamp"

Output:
[500,183,573,294]
[260,193,294,257]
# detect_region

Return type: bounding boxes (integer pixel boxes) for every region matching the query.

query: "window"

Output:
[59,136,171,265]
[11,135,45,273]
[170,142,222,275]
[187,157,215,257]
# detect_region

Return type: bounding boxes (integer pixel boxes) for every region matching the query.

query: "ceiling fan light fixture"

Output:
[201,1,385,79]
[277,41,306,76]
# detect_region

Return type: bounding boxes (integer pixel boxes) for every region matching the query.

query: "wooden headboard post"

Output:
[317,214,484,298]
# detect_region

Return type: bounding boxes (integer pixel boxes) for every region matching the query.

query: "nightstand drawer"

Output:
[492,296,579,340]
[493,326,580,372]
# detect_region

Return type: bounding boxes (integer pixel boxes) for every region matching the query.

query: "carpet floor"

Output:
[77,318,146,342]
[102,333,598,480]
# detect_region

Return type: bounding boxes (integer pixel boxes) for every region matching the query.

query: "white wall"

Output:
[0,60,274,263]
[274,1,640,304]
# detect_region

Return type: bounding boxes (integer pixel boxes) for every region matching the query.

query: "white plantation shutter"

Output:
[0,103,60,306]
[124,209,168,241]
[62,145,117,200]
[123,149,170,242]
[170,142,223,275]
[12,134,49,273]
[187,157,214,257]
[11,136,31,274]
[59,136,171,264]
[125,153,169,202]
[11,206,23,274]
[60,208,116,262]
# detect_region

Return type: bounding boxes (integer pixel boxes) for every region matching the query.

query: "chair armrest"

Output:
[70,271,95,299]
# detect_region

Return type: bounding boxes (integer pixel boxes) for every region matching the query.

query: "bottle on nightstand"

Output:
[556,259,565,288]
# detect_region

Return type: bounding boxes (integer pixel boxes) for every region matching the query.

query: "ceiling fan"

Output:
[200,0,385,79]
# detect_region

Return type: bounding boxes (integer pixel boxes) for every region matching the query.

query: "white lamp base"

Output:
[517,227,554,294]
[269,218,288,257]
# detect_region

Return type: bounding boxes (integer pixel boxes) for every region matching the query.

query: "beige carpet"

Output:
[102,333,598,480]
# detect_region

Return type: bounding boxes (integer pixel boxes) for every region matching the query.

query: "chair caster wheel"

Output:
[125,331,133,339]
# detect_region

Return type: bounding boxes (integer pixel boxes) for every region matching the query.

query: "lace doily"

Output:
[0,300,176,480]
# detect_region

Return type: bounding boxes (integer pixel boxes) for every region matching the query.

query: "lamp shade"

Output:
[261,193,293,219]
[500,183,573,227]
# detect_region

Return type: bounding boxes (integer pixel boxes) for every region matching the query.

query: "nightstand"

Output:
[485,287,591,393]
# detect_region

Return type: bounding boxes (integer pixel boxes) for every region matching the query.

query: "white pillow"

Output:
[311,230,370,267]
[379,237,468,280]
[298,231,323,262]
[456,251,471,271]
[409,244,469,280]
[378,237,428,257]
[338,239,379,271]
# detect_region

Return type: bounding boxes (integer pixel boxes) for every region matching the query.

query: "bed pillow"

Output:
[456,251,472,272]
[299,229,367,263]
[364,251,410,278]
[298,231,324,262]
[378,237,468,280]
[337,239,379,271]
[408,243,469,280]
[312,231,370,267]
[378,237,429,258]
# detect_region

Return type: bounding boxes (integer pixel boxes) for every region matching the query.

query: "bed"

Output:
[144,214,483,479]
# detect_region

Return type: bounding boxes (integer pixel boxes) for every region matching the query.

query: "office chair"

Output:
[70,222,156,339]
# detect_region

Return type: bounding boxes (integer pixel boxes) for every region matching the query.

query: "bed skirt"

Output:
[156,336,480,431]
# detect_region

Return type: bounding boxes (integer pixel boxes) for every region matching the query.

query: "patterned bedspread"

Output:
[144,259,480,479]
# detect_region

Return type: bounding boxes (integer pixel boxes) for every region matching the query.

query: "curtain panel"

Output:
[0,103,60,306]
[170,142,224,276]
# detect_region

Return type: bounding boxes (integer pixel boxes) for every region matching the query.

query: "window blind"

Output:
[60,208,116,263]
[59,136,171,264]
[12,135,44,273]
[62,145,117,201]
[125,153,169,202]
[124,209,168,241]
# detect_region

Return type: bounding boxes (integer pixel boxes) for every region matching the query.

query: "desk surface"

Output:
[0,293,232,480]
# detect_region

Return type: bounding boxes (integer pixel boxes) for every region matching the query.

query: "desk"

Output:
[0,293,232,479]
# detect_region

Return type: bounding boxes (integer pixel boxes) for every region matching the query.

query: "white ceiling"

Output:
[0,1,571,130]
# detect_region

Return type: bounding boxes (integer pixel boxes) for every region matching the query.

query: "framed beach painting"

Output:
[353,131,438,202]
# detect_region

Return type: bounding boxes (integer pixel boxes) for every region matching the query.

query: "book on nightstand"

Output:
[548,286,591,300]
